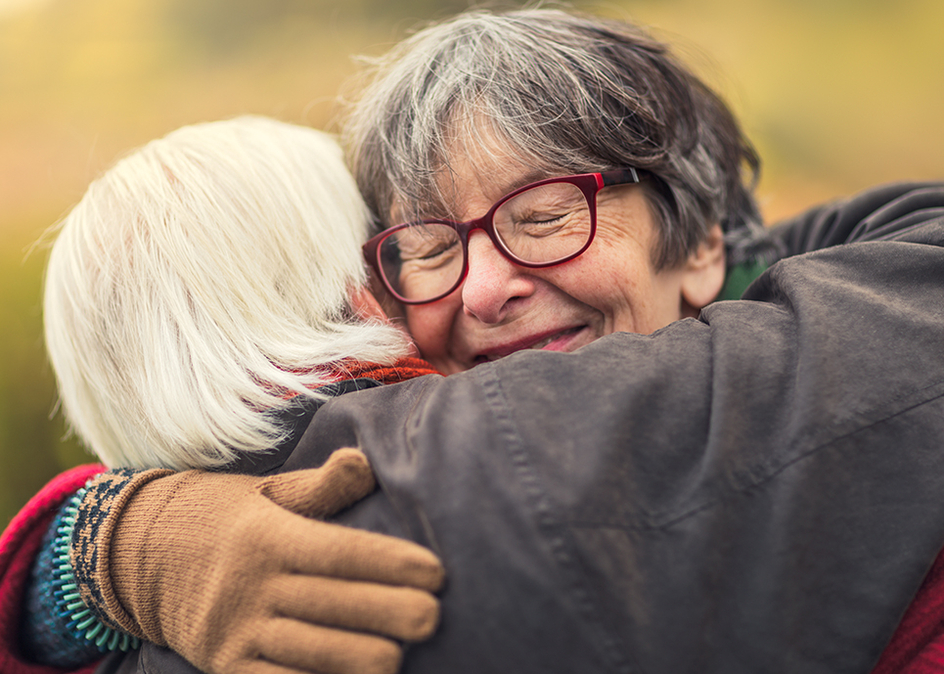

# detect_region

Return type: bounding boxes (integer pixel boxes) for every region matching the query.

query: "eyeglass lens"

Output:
[378,181,592,302]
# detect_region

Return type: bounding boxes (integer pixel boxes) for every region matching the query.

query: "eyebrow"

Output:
[461,169,560,212]
[504,170,552,194]
[410,168,562,224]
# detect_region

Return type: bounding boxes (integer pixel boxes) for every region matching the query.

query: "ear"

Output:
[348,285,389,322]
[679,224,726,317]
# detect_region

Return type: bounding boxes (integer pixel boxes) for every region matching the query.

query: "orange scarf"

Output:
[327,356,441,386]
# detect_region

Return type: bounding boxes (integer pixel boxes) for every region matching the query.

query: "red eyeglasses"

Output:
[363,168,642,305]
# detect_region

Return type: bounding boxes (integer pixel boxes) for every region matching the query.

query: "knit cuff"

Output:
[70,468,173,639]
[50,488,138,653]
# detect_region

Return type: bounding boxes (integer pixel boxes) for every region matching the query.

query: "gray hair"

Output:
[44,117,412,470]
[344,8,775,269]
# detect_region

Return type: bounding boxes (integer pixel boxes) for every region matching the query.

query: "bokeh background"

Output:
[2,0,943,526]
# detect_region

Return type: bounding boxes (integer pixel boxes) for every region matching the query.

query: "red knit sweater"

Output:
[0,463,104,674]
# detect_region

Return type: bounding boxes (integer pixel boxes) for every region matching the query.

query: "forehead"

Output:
[391,117,558,224]
[440,156,547,217]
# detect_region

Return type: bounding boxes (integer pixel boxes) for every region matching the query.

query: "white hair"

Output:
[44,116,412,470]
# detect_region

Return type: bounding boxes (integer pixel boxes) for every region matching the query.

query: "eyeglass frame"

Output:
[362,167,643,305]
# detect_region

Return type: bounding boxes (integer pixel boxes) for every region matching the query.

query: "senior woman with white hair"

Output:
[6,7,944,674]
[11,116,445,674]
[44,116,417,471]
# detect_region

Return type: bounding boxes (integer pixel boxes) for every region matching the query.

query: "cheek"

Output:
[558,233,681,334]
[567,234,653,303]
[404,299,462,372]
[405,306,443,356]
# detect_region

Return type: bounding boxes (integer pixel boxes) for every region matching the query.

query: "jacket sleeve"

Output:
[295,212,944,674]
[769,182,944,256]
[0,465,104,674]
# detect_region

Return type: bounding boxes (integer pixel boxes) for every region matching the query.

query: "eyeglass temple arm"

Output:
[600,168,641,187]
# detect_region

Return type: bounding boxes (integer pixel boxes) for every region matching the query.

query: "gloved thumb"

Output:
[256,448,377,518]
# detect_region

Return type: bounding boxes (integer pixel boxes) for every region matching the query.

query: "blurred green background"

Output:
[2,0,943,527]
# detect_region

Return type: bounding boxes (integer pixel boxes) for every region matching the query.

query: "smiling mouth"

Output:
[474,326,586,364]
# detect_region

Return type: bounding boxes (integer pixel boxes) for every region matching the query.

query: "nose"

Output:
[460,231,537,324]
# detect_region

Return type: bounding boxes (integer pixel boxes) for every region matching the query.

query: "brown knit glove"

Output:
[70,448,444,674]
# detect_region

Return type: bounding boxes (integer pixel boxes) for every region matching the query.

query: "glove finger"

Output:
[265,516,445,591]
[259,448,375,518]
[255,619,403,674]
[271,574,440,642]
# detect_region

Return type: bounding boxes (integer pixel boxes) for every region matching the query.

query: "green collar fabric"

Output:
[715,259,769,302]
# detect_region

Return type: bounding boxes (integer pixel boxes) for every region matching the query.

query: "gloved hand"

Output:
[70,448,444,674]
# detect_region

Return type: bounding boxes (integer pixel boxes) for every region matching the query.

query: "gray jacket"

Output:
[106,183,944,674]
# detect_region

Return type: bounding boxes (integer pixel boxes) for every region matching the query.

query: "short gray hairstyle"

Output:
[44,117,412,470]
[345,8,774,269]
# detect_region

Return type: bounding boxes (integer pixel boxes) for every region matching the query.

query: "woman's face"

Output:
[397,146,725,375]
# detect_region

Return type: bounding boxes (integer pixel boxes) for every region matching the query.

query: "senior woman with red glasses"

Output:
[6,8,944,674]
[347,8,771,375]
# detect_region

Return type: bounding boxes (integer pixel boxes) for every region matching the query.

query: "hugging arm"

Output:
[17,450,443,674]
[770,182,944,255]
[0,465,103,674]
[302,212,944,673]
